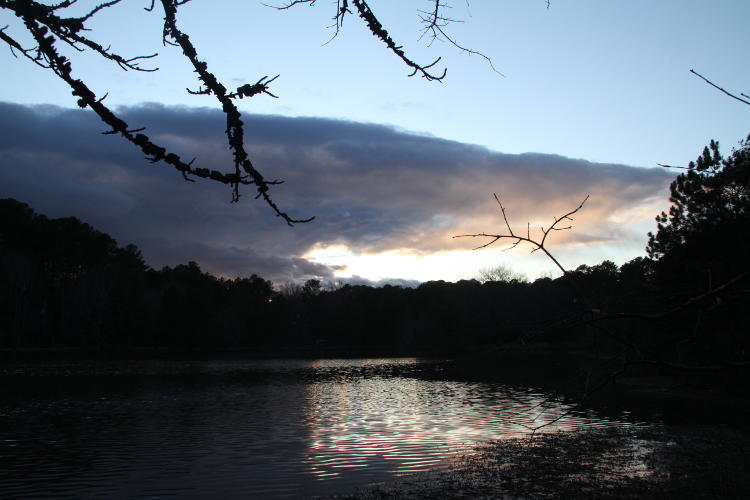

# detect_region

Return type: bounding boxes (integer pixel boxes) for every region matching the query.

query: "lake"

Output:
[0,357,639,498]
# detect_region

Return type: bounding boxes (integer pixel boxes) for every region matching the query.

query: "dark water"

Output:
[0,358,637,498]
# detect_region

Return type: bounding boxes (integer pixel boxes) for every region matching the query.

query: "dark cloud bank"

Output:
[0,102,672,284]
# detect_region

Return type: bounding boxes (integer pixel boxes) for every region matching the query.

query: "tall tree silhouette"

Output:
[648,136,750,285]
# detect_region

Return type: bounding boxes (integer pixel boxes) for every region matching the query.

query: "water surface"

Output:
[0,357,635,498]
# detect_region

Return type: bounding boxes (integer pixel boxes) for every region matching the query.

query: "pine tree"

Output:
[647,136,750,274]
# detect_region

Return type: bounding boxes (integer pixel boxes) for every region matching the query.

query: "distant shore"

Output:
[0,345,420,361]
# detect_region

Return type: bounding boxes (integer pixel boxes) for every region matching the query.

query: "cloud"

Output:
[0,102,673,283]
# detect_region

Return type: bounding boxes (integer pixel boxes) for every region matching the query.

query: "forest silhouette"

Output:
[2,137,748,385]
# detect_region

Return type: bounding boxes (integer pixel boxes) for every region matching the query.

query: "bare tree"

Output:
[475,263,527,283]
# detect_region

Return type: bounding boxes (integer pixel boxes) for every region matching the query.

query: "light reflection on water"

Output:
[0,357,633,498]
[301,359,617,482]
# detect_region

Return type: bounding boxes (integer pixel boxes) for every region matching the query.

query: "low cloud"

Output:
[0,102,672,283]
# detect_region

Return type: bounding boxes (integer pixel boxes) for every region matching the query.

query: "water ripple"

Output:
[0,357,636,498]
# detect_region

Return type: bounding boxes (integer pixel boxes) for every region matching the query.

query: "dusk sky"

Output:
[2,0,748,285]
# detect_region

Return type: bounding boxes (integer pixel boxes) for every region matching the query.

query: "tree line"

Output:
[1,136,748,364]
[0,200,636,357]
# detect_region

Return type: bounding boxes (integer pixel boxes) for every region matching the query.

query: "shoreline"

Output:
[326,424,750,499]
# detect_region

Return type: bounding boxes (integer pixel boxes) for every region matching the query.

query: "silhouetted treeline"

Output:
[1,181,748,363]
[0,199,274,353]
[0,198,601,355]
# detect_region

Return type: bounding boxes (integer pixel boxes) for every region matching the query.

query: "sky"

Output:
[1,0,748,285]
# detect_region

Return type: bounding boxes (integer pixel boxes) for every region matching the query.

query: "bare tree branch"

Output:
[270,0,447,80]
[2,0,552,222]
[657,163,693,170]
[0,0,313,224]
[351,0,446,81]
[0,0,158,71]
[266,0,316,9]
[0,24,50,68]
[453,194,589,276]
[417,0,504,77]
[17,15,254,189]
[159,0,312,225]
[690,69,750,106]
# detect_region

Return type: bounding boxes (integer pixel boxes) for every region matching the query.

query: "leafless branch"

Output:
[226,75,280,100]
[1,0,313,224]
[18,15,244,186]
[265,0,316,9]
[159,0,312,225]
[418,0,504,77]
[0,25,49,68]
[350,0,446,80]
[266,0,348,43]
[690,69,750,106]
[0,0,158,71]
[269,0,450,81]
[453,194,589,276]
[657,163,692,170]
[275,0,447,80]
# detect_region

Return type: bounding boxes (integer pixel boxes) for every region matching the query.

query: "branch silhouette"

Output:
[453,194,589,276]
[159,0,311,225]
[2,0,525,222]
[1,0,312,224]
[270,0,509,80]
[417,0,504,77]
[3,1,554,221]
[690,69,750,107]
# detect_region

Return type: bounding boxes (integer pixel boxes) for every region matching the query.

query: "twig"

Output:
[351,0,446,81]
[418,0,504,77]
[453,194,589,276]
[690,69,750,106]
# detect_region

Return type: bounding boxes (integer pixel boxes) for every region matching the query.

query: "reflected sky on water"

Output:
[0,357,635,498]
